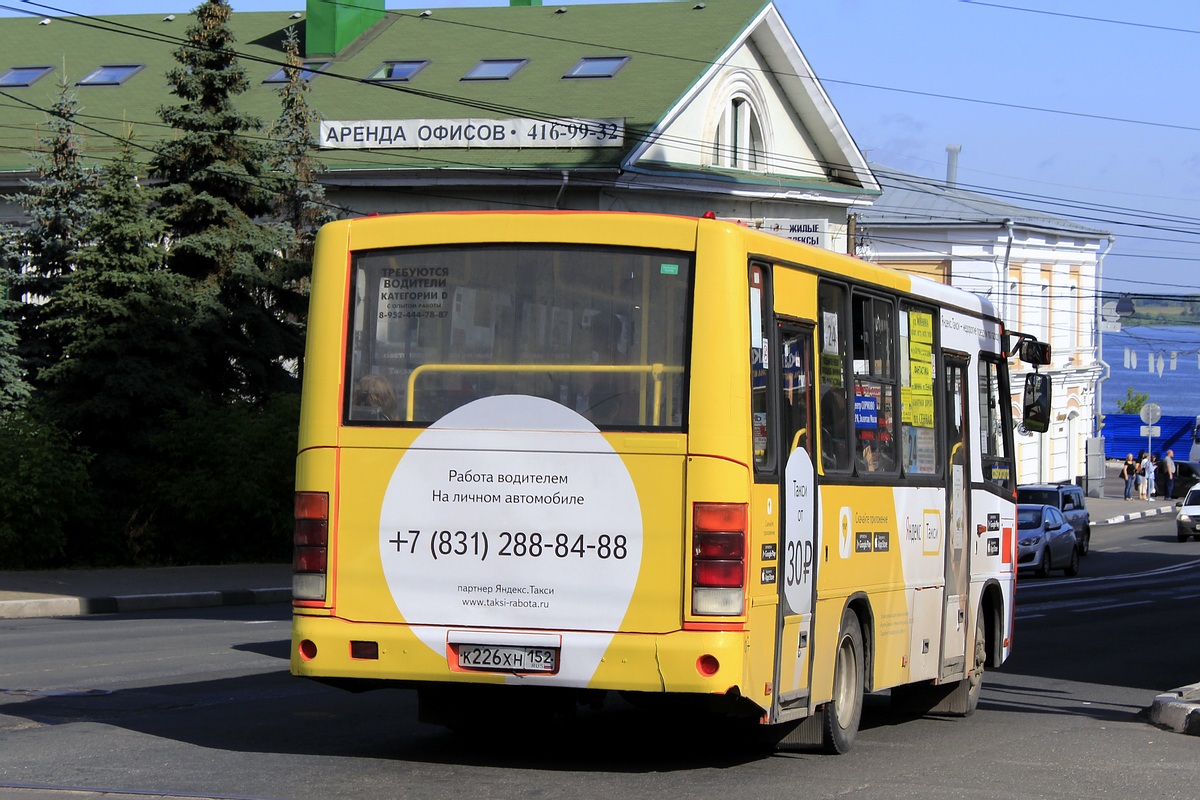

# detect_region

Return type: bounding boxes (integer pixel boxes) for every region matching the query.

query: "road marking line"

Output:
[1073,601,1154,612]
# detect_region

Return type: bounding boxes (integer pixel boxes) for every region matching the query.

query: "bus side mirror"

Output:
[1018,339,1052,366]
[1022,373,1052,433]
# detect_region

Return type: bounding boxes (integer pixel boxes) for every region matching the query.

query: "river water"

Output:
[1100,324,1200,418]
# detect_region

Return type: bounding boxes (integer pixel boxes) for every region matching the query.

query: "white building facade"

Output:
[855,167,1112,486]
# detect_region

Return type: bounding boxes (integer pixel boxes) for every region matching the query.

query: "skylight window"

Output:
[263,61,330,84]
[367,60,430,82]
[462,59,527,81]
[0,65,53,87]
[77,64,143,86]
[564,56,630,79]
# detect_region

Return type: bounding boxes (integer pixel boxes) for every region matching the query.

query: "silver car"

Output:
[1017,483,1091,555]
[1176,487,1200,542]
[1017,503,1079,577]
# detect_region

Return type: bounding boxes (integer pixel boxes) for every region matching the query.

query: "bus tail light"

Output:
[294,491,329,601]
[691,503,746,615]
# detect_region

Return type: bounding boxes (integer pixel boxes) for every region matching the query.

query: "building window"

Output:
[0,65,53,87]
[714,96,764,170]
[77,64,144,86]
[263,61,330,84]
[564,56,629,79]
[366,60,429,82]
[462,59,527,81]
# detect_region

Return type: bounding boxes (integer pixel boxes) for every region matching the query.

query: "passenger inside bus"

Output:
[573,312,628,424]
[820,387,849,470]
[353,373,398,421]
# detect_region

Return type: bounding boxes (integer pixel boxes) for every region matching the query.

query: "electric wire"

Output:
[2,0,1200,297]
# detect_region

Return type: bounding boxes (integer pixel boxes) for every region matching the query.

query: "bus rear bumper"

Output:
[291,614,749,697]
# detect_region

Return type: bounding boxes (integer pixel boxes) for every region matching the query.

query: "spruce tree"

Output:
[40,137,198,453]
[152,0,299,402]
[9,80,94,389]
[0,229,32,411]
[270,24,335,306]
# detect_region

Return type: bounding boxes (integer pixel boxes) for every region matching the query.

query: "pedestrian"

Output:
[1121,453,1136,500]
[1136,451,1147,499]
[1163,449,1176,499]
[1143,452,1157,500]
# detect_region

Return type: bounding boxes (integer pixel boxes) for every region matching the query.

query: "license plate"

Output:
[457,644,558,673]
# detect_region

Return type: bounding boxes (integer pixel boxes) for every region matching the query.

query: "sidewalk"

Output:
[0,563,290,620]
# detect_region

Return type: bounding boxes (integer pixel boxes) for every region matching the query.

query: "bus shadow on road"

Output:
[0,673,791,770]
[978,679,1149,724]
[0,656,1154,772]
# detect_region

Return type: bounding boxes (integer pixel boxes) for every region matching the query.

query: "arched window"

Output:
[714,96,765,170]
[707,71,771,172]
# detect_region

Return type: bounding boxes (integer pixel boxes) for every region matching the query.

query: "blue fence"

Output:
[1101,414,1200,460]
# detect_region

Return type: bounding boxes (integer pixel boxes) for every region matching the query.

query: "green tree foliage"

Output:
[2,3,324,567]
[8,81,94,388]
[0,409,96,568]
[1115,386,1149,414]
[40,137,198,463]
[152,0,301,402]
[0,230,32,411]
[270,25,335,309]
[139,394,299,563]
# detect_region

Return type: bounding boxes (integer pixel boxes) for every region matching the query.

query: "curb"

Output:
[1149,684,1200,736]
[0,587,291,620]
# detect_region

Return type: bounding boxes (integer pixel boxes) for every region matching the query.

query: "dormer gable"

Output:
[628,3,877,198]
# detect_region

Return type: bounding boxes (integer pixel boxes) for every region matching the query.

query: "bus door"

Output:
[773,322,817,722]
[941,355,971,682]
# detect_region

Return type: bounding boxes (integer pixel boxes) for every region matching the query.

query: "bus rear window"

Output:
[347,243,692,429]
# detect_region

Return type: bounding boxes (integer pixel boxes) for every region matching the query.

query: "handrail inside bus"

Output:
[405,362,683,424]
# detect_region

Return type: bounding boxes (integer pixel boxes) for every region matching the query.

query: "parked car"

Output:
[1176,487,1200,542]
[1158,460,1200,499]
[1017,483,1091,555]
[1017,504,1079,577]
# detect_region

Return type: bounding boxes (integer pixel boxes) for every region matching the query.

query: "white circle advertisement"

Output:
[379,395,643,683]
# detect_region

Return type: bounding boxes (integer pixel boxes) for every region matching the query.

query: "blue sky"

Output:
[3,0,1199,299]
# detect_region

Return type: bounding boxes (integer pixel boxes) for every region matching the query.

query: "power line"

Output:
[959,1,1200,36]
[5,0,1200,275]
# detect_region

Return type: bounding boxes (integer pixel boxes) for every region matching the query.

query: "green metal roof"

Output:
[0,0,773,175]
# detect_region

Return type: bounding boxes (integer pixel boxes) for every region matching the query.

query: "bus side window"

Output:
[899,304,939,476]
[978,356,1014,490]
[851,292,897,475]
[750,265,773,473]
[818,281,850,472]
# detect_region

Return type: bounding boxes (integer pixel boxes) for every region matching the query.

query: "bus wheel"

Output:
[961,610,986,715]
[891,609,987,718]
[822,608,864,754]
[940,608,987,717]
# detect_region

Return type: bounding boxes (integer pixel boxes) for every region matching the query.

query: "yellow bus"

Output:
[291,211,1049,752]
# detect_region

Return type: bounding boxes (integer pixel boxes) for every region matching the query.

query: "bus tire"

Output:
[959,609,987,716]
[945,607,989,716]
[822,608,864,754]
